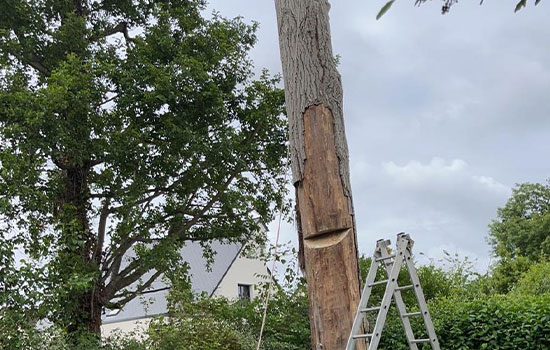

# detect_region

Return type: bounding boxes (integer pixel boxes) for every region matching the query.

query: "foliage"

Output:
[0,0,288,335]
[0,310,140,350]
[356,251,550,350]
[118,244,311,350]
[0,308,43,350]
[148,306,256,350]
[145,238,548,350]
[359,250,485,305]
[377,0,542,20]
[487,256,532,294]
[5,244,548,350]
[514,259,550,296]
[247,278,310,350]
[488,182,550,261]
[379,294,550,350]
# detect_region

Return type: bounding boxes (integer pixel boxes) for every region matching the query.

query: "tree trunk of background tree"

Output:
[274,1,365,349]
[58,163,103,336]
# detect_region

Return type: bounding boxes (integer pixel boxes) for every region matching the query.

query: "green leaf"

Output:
[515,0,527,12]
[377,0,396,20]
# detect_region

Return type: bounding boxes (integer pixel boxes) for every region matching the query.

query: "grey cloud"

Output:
[350,157,510,269]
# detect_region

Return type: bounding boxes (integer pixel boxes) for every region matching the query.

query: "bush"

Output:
[148,271,310,350]
[488,257,532,294]
[360,257,454,307]
[244,280,310,350]
[146,286,256,350]
[0,308,43,350]
[378,295,550,350]
[147,315,255,350]
[514,260,550,296]
[0,307,148,350]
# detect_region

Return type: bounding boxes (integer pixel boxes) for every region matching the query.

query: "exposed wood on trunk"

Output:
[299,105,364,350]
[275,1,364,349]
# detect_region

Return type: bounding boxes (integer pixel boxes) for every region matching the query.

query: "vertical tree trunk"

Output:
[60,164,103,337]
[274,1,364,349]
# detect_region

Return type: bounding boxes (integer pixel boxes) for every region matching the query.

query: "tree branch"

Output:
[95,94,118,108]
[103,269,163,308]
[101,237,133,283]
[91,22,135,43]
[105,264,146,295]
[101,126,263,304]
[173,173,238,239]
[73,0,85,16]
[11,52,50,76]
[108,174,196,213]
[95,198,111,262]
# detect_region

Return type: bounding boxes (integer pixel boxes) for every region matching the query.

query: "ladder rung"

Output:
[375,254,395,262]
[402,312,422,317]
[410,339,430,344]
[353,334,373,339]
[368,279,388,287]
[360,306,381,312]
[395,284,414,291]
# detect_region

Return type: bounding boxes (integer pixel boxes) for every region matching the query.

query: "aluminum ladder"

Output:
[346,233,440,350]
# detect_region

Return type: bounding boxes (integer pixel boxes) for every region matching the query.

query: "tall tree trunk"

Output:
[274,1,365,349]
[58,0,104,336]
[60,164,103,336]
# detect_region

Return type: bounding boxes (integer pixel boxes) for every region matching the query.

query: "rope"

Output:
[255,204,283,350]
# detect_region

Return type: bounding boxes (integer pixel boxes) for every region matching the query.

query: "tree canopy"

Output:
[0,0,287,337]
[489,181,550,261]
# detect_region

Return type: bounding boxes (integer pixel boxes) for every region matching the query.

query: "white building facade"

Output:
[101,241,269,336]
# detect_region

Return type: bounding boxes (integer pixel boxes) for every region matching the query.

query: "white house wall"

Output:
[212,255,270,299]
[101,318,152,338]
[101,255,270,337]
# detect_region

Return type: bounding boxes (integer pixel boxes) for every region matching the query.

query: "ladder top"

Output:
[396,232,415,249]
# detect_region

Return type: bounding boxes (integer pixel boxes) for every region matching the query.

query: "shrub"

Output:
[514,260,550,296]
[378,295,550,350]
[0,308,43,350]
[488,256,532,294]
[147,315,255,350]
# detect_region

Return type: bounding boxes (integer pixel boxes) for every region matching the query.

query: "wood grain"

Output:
[274,1,364,349]
[298,104,364,350]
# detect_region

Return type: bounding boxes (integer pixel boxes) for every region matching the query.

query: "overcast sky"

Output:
[207,0,550,271]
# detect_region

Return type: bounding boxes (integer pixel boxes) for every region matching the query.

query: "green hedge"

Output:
[378,295,550,350]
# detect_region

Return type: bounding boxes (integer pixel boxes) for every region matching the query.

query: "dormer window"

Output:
[238,284,251,301]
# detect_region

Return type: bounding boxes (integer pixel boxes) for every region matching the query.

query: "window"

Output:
[238,284,251,301]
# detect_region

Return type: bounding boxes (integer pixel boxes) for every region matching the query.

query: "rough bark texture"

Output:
[275,1,364,349]
[275,0,352,200]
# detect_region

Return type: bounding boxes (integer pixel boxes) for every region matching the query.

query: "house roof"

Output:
[102,240,243,324]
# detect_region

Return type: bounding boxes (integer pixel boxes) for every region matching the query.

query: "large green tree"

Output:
[0,0,287,337]
[489,181,550,261]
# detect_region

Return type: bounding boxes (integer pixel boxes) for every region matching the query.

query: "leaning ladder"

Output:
[346,233,440,350]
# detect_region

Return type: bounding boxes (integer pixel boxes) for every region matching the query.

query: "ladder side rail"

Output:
[403,250,441,350]
[346,243,386,350]
[367,241,406,350]
[377,241,419,350]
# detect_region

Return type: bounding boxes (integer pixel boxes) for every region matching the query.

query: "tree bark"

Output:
[59,164,104,336]
[274,1,364,349]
